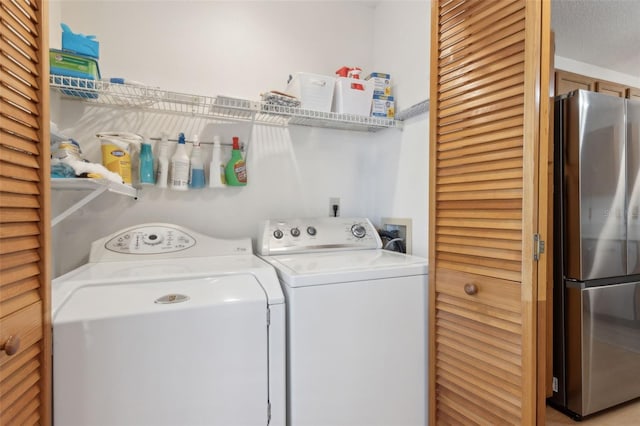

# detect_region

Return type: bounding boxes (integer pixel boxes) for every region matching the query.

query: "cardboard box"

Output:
[371,94,395,118]
[50,49,101,98]
[365,72,392,96]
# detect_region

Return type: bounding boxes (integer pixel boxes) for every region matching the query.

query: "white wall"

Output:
[51,1,432,277]
[369,1,430,258]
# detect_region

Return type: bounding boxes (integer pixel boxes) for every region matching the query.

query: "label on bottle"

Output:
[234,160,247,184]
[171,160,189,189]
[220,164,226,185]
[190,168,206,188]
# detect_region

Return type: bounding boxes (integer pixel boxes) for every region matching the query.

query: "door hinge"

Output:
[534,233,545,261]
[267,401,272,425]
[266,308,271,327]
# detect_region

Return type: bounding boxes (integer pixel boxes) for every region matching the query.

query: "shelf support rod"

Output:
[51,186,108,227]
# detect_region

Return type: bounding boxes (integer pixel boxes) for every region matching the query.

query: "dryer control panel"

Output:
[258,217,382,255]
[89,223,252,262]
[104,225,196,254]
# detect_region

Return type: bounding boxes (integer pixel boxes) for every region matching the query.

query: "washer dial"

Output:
[351,224,367,238]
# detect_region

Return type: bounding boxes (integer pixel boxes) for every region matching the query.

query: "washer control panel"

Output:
[258,217,382,255]
[105,225,196,254]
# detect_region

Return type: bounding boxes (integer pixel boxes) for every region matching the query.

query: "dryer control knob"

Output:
[143,233,164,245]
[351,224,367,238]
[273,229,284,239]
[307,226,317,236]
[291,227,301,237]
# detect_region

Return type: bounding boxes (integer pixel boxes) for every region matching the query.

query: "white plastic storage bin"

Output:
[333,77,374,116]
[286,72,336,112]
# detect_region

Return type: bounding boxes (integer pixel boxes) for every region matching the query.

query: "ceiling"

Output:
[552,0,640,77]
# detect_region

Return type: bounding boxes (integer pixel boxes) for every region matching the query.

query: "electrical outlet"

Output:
[329,197,340,217]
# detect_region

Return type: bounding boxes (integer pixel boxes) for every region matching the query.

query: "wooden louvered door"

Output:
[429,1,550,424]
[0,0,51,424]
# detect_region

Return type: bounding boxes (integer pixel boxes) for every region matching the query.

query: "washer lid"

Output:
[261,249,428,287]
[53,274,264,324]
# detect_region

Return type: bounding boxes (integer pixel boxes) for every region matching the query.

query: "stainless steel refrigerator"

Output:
[551,90,640,419]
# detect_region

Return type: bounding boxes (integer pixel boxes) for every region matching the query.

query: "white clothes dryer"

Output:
[52,223,285,426]
[258,217,428,426]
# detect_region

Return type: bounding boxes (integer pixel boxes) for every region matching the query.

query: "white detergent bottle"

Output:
[156,132,170,188]
[209,135,225,188]
[170,132,189,191]
[189,134,205,189]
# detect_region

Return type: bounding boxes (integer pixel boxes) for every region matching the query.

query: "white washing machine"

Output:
[52,224,285,426]
[258,217,428,426]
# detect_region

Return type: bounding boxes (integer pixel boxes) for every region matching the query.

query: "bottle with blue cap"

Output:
[170,133,189,191]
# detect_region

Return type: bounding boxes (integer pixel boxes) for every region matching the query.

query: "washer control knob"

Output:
[307,226,317,236]
[273,229,284,239]
[291,227,301,237]
[351,224,367,239]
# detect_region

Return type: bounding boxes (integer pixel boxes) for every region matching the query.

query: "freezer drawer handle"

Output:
[464,283,478,296]
[1,335,20,356]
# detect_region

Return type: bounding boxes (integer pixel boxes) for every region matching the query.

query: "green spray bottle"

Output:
[224,136,246,186]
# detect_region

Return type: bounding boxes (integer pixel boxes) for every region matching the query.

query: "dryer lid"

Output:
[52,255,284,317]
[53,273,265,324]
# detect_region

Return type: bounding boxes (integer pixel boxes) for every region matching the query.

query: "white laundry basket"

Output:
[286,72,336,112]
[333,77,374,116]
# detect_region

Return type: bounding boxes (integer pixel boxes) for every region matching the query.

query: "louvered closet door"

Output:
[0,0,51,424]
[429,1,549,424]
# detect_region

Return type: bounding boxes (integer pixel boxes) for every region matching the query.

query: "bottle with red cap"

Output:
[224,136,247,186]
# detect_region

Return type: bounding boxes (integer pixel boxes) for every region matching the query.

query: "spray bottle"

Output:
[335,66,364,90]
[170,133,189,191]
[224,136,247,186]
[156,133,170,188]
[209,135,225,188]
[189,134,205,189]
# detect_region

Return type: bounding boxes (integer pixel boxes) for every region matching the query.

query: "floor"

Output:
[546,399,640,425]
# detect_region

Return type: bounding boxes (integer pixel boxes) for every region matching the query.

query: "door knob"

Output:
[464,283,478,295]
[1,335,20,356]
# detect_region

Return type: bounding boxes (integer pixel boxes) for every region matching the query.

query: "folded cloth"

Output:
[51,157,124,184]
[51,162,76,178]
[261,90,301,108]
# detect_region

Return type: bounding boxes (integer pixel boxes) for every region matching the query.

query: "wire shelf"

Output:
[50,178,138,227]
[394,99,430,121]
[50,75,399,132]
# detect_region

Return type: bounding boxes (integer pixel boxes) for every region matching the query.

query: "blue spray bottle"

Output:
[189,134,205,189]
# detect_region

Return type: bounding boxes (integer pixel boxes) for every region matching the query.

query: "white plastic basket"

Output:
[286,72,336,112]
[333,77,374,116]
